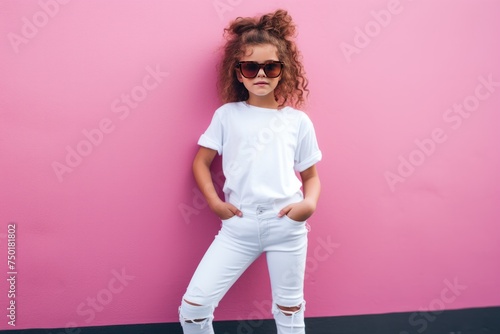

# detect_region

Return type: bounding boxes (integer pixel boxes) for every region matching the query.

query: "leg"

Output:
[266,220,308,334]
[179,218,261,334]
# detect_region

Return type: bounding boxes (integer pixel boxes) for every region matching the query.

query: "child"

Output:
[179,9,322,334]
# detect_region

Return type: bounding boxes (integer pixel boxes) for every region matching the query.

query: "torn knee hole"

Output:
[277,304,302,316]
[184,299,202,306]
[181,299,209,323]
[184,318,207,323]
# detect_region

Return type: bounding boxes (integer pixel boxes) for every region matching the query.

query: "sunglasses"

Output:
[236,61,284,79]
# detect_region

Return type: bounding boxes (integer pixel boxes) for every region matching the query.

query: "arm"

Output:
[193,147,242,219]
[278,164,321,221]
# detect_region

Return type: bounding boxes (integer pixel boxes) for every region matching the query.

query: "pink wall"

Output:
[1,0,499,330]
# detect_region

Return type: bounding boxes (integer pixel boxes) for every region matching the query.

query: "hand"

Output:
[278,199,316,222]
[209,200,243,220]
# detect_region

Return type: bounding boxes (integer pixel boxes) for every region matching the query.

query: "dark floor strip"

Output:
[7,306,500,334]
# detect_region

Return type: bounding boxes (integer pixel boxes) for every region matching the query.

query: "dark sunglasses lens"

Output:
[264,63,282,77]
[241,63,259,78]
[239,62,282,78]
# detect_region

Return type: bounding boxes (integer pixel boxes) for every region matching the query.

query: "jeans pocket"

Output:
[221,215,238,223]
[283,214,306,225]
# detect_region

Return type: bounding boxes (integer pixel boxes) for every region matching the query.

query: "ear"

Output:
[236,70,243,83]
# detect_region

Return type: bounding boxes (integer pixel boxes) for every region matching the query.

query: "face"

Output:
[236,44,282,107]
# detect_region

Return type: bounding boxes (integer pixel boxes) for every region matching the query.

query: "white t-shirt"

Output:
[198,101,322,208]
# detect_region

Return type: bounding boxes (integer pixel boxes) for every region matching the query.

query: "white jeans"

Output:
[179,204,309,334]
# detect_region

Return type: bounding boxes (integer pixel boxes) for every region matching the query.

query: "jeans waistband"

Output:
[230,196,302,217]
[239,204,278,217]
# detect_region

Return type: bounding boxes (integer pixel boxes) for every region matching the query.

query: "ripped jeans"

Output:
[179,204,309,334]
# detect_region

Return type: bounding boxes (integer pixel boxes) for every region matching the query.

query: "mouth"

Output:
[254,81,269,85]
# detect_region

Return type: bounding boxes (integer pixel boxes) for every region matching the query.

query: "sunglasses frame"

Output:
[235,61,284,79]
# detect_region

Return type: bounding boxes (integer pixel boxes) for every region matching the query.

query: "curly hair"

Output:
[217,9,309,109]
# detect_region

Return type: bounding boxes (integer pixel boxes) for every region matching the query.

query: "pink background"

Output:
[1,0,499,330]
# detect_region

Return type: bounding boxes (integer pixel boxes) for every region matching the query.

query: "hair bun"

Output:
[227,9,296,40]
[257,9,296,39]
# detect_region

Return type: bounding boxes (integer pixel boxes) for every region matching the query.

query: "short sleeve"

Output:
[294,114,322,172]
[198,110,223,155]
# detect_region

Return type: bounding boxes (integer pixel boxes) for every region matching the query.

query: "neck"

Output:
[246,95,279,109]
